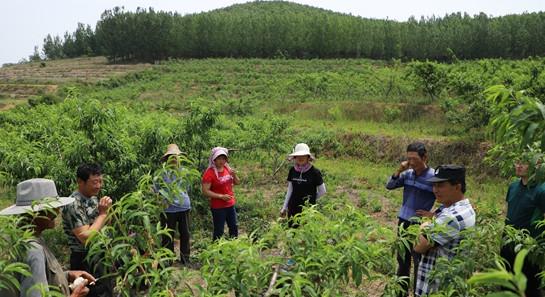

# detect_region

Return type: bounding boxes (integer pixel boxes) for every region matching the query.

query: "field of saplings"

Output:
[1,56,545,296]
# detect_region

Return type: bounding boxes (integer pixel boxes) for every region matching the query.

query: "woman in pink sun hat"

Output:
[280,143,326,227]
[201,147,240,240]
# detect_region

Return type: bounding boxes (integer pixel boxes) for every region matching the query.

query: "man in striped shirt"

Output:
[386,142,436,297]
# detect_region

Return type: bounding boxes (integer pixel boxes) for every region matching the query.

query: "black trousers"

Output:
[500,243,543,297]
[70,250,113,297]
[396,218,421,297]
[161,210,191,263]
[211,206,238,240]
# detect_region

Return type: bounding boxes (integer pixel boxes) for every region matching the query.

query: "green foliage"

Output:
[199,237,273,296]
[383,107,401,122]
[0,216,33,294]
[197,201,396,296]
[4,55,545,296]
[0,91,217,198]
[87,173,177,296]
[468,249,529,297]
[42,2,545,61]
[485,84,545,181]
[406,61,447,101]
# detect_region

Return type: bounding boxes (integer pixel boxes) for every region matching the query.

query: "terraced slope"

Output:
[0,57,152,106]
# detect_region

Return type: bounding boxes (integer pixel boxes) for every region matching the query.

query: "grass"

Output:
[0,56,525,296]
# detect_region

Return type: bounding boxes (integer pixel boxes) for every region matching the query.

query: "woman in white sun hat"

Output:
[280,143,326,227]
[0,178,95,297]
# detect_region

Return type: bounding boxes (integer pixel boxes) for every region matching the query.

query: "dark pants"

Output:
[211,206,238,240]
[500,243,543,297]
[396,218,420,297]
[70,250,113,297]
[287,200,316,228]
[160,210,191,264]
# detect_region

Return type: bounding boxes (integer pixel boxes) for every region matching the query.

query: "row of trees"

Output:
[41,1,545,62]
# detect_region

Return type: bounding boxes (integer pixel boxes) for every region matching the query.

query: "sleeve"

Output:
[314,168,324,186]
[429,215,461,246]
[505,183,513,202]
[202,168,214,184]
[19,244,49,297]
[316,183,326,199]
[152,176,161,194]
[282,182,293,211]
[287,167,294,182]
[536,185,545,213]
[61,202,86,230]
[386,171,406,190]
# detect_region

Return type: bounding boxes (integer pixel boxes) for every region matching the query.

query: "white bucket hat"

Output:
[288,143,315,161]
[0,178,74,216]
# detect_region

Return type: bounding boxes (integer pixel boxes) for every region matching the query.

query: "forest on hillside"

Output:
[39,1,545,62]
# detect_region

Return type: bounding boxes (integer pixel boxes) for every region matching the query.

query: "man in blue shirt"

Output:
[386,142,436,297]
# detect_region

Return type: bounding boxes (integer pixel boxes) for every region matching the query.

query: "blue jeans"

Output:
[211,206,238,240]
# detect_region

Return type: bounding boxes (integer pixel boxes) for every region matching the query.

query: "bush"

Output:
[0,90,217,199]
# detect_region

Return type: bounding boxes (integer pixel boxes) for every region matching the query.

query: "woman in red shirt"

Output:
[201,147,240,240]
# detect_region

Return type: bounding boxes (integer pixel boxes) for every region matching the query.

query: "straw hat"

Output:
[288,143,315,160]
[0,179,74,216]
[161,143,182,161]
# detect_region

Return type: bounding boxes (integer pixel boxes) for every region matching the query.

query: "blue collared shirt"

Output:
[386,167,436,221]
[153,168,191,213]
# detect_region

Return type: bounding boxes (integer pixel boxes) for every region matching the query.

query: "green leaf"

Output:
[522,123,538,148]
[513,249,528,276]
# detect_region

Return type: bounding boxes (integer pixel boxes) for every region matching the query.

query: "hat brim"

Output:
[212,152,228,160]
[288,153,315,160]
[426,177,450,183]
[0,197,74,216]
[161,153,180,161]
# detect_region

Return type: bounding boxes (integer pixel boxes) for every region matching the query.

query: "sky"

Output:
[1,0,545,65]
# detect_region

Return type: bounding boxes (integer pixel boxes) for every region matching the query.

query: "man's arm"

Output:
[414,221,435,254]
[72,196,112,245]
[414,234,434,254]
[386,161,409,190]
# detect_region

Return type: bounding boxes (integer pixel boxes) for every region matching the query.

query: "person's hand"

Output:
[396,161,409,176]
[98,196,113,215]
[419,221,431,231]
[68,270,96,284]
[70,281,89,297]
[230,168,237,176]
[221,194,233,201]
[416,210,435,218]
[280,208,287,217]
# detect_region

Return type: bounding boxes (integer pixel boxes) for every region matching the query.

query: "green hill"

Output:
[39,1,545,61]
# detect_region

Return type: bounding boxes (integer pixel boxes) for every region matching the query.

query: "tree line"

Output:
[41,1,545,62]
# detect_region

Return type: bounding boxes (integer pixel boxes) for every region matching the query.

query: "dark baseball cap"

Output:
[427,165,466,183]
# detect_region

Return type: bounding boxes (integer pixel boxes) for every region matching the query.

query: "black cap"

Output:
[427,165,466,183]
